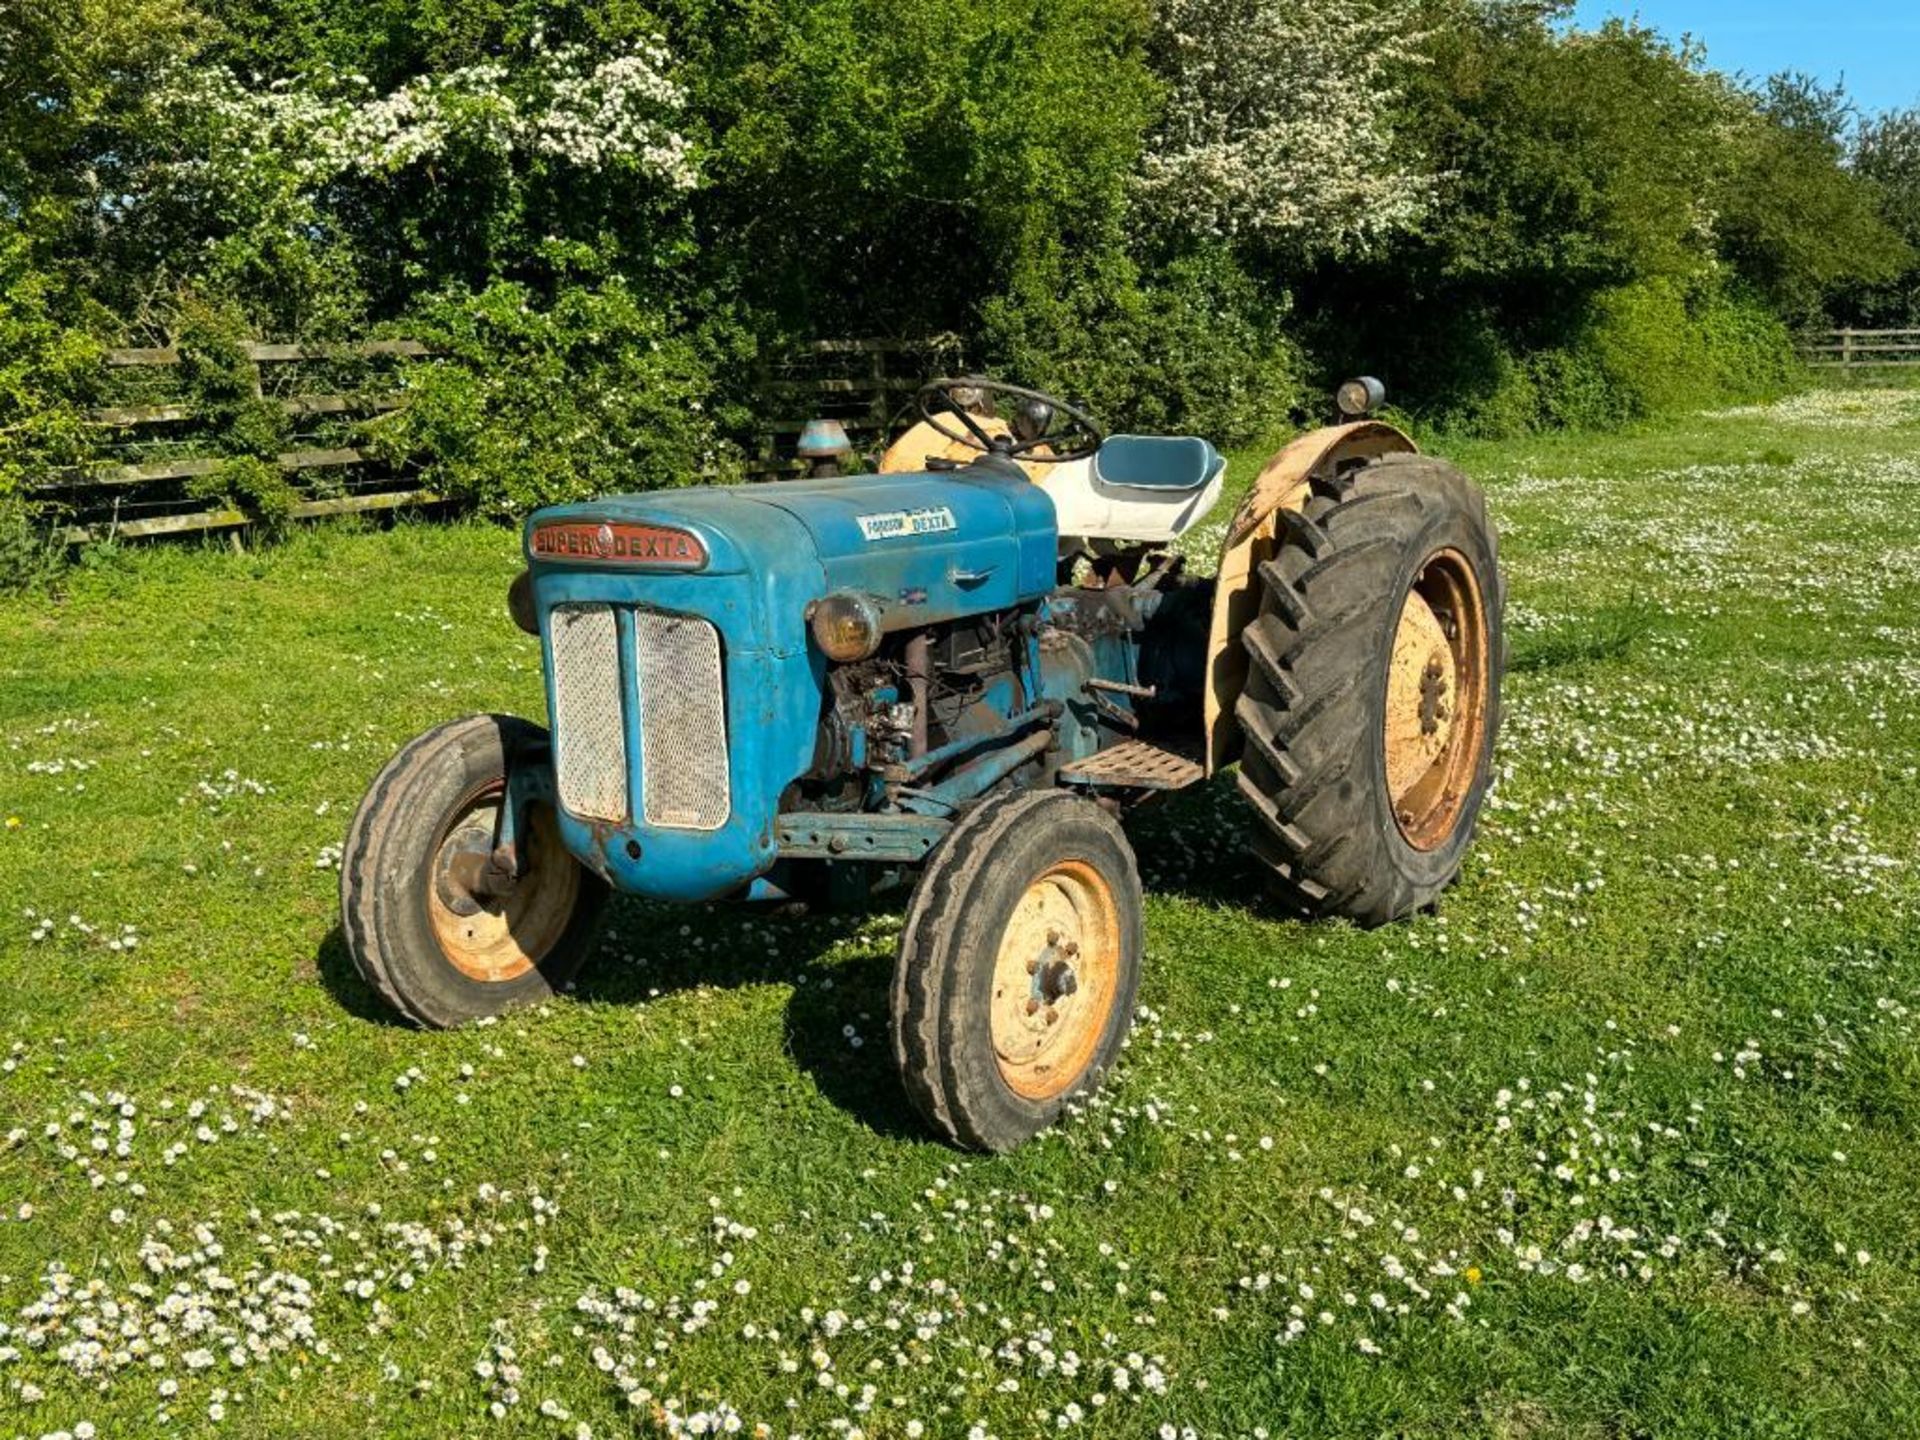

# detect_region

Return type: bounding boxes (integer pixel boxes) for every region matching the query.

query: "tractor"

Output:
[340,376,1503,1151]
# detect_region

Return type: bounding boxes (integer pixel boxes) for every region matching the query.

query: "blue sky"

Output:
[1571,1,1920,115]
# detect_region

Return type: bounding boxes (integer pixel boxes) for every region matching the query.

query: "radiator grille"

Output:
[634,611,730,831]
[548,602,629,822]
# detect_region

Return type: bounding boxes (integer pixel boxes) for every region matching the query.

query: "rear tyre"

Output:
[1236,453,1504,926]
[341,714,608,1028]
[892,791,1142,1152]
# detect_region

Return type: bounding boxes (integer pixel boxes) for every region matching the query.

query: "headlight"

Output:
[1336,376,1387,419]
[807,591,883,662]
[507,569,538,635]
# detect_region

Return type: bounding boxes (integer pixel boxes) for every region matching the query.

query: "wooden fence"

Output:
[40,333,964,544]
[47,341,437,544]
[749,334,966,478]
[1801,329,1920,371]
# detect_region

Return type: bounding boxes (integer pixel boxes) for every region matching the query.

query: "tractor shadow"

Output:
[778,943,927,1142]
[314,895,928,1141]
[313,924,413,1028]
[314,773,1275,1138]
[575,894,928,1142]
[1119,772,1275,910]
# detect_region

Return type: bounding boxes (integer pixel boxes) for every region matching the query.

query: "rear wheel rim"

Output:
[1383,548,1490,852]
[425,784,581,983]
[989,860,1122,1101]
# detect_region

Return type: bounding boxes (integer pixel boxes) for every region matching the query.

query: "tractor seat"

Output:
[1093,435,1223,492]
[1035,435,1226,545]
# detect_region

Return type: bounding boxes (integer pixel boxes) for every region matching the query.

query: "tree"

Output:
[1713,74,1910,322]
[1850,107,1920,324]
[653,0,1161,338]
[1136,0,1433,261]
[1404,16,1730,294]
[132,38,698,328]
[0,0,202,303]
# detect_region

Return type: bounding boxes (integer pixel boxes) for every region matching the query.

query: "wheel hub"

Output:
[424,789,580,984]
[1417,656,1448,738]
[1382,549,1490,851]
[1014,933,1083,1029]
[989,863,1121,1100]
[434,819,519,918]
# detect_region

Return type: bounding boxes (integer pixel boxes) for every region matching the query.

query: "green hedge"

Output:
[0,0,1909,572]
[369,281,731,515]
[0,234,103,504]
[1425,280,1800,439]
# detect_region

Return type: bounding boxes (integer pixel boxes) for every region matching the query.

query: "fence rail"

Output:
[42,334,960,544]
[750,333,965,478]
[1801,328,1920,370]
[41,339,437,544]
[101,340,431,367]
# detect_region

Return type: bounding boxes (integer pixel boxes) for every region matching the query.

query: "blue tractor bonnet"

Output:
[522,464,1058,901]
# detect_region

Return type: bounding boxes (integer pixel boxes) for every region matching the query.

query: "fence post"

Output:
[1841,328,1855,370]
[871,341,891,435]
[235,345,264,551]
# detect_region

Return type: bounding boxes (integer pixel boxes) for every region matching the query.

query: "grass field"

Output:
[3,387,1919,1439]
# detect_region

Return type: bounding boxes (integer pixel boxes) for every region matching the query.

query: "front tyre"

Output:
[340,714,608,1028]
[892,791,1142,1152]
[1236,453,1504,926]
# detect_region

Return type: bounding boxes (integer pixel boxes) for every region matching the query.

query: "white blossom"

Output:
[1138,0,1434,255]
[147,37,696,209]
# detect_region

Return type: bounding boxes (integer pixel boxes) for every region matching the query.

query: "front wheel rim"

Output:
[1383,548,1491,852]
[424,785,580,983]
[989,860,1122,1101]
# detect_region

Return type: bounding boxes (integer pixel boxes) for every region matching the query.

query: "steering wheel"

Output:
[914,376,1104,464]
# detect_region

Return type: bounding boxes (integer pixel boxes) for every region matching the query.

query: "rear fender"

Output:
[1202,421,1418,776]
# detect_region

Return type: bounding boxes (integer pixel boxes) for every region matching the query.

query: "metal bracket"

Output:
[493,747,557,881]
[776,812,950,863]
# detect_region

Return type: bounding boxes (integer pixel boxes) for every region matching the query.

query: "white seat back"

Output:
[1035,441,1226,544]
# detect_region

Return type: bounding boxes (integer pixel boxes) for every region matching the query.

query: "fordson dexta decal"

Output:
[856,506,958,542]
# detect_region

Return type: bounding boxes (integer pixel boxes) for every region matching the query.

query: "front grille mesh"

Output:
[549,603,628,822]
[634,611,730,831]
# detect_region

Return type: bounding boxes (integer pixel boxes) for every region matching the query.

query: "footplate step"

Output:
[1057,741,1204,792]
